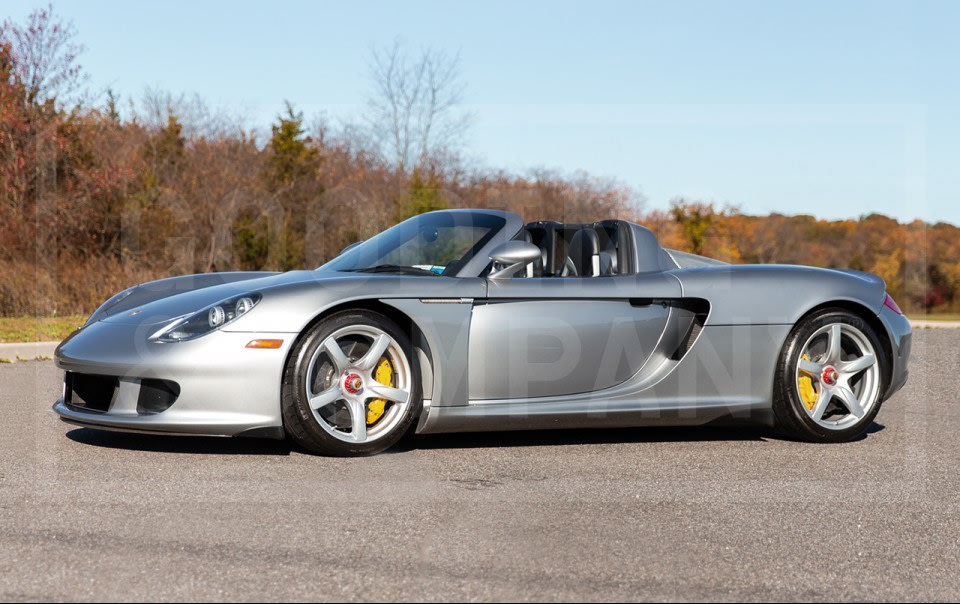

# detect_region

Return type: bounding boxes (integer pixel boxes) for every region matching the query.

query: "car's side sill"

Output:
[416,399,771,434]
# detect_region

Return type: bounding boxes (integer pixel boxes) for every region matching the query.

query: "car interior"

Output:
[512,220,635,278]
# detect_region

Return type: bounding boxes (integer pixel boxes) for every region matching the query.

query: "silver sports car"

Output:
[54,209,911,455]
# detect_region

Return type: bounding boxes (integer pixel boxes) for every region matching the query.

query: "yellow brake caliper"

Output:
[366,357,393,425]
[798,353,818,410]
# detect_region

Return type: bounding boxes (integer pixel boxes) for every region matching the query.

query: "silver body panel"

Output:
[53,209,911,439]
[468,299,670,400]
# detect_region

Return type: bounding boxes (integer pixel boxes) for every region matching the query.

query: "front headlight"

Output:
[153,293,262,342]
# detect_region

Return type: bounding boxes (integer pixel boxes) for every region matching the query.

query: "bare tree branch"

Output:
[366,41,471,173]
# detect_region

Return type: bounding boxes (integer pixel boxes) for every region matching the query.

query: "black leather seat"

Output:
[594,221,630,276]
[518,221,629,278]
[567,227,601,277]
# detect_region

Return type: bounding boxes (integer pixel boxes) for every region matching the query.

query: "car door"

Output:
[467,272,682,402]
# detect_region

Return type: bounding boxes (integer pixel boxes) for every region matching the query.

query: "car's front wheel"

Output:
[773,308,888,442]
[281,310,421,456]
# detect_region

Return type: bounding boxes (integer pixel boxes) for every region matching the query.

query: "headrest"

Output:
[568,227,600,276]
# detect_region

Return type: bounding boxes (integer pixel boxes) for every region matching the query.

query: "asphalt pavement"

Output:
[0,329,957,602]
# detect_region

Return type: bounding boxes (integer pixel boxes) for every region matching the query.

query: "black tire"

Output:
[281,309,421,456]
[772,308,888,443]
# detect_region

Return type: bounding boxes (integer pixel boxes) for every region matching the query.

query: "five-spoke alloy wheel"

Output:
[774,308,888,442]
[282,310,421,456]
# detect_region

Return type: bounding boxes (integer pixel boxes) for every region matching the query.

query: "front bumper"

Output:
[53,320,295,437]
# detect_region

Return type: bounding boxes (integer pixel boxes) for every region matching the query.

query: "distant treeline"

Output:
[645,205,944,313]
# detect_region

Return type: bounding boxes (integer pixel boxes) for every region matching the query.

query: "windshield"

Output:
[319,212,506,276]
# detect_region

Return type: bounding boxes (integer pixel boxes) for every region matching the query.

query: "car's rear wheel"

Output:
[281,310,421,456]
[773,308,887,442]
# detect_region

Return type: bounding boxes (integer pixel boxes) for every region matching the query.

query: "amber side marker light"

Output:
[245,339,284,349]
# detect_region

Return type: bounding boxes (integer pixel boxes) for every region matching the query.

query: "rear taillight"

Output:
[883,293,903,315]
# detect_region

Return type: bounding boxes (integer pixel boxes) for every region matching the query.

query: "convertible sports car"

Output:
[54,209,911,455]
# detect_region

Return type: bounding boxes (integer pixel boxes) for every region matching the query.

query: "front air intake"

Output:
[64,372,119,412]
[137,379,181,415]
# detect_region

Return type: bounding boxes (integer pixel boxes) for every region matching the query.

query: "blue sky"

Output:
[7,0,958,223]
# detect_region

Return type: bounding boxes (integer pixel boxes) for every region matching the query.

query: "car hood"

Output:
[93,270,340,326]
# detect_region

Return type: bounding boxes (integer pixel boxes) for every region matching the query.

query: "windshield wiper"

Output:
[343,264,439,276]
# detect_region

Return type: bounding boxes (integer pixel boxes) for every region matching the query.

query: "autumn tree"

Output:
[266,101,321,190]
[235,102,323,270]
[0,3,86,107]
[670,198,718,255]
[0,42,30,232]
[140,113,185,191]
[397,168,445,221]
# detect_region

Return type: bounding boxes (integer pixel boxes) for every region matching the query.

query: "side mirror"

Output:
[339,240,364,255]
[488,240,541,279]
